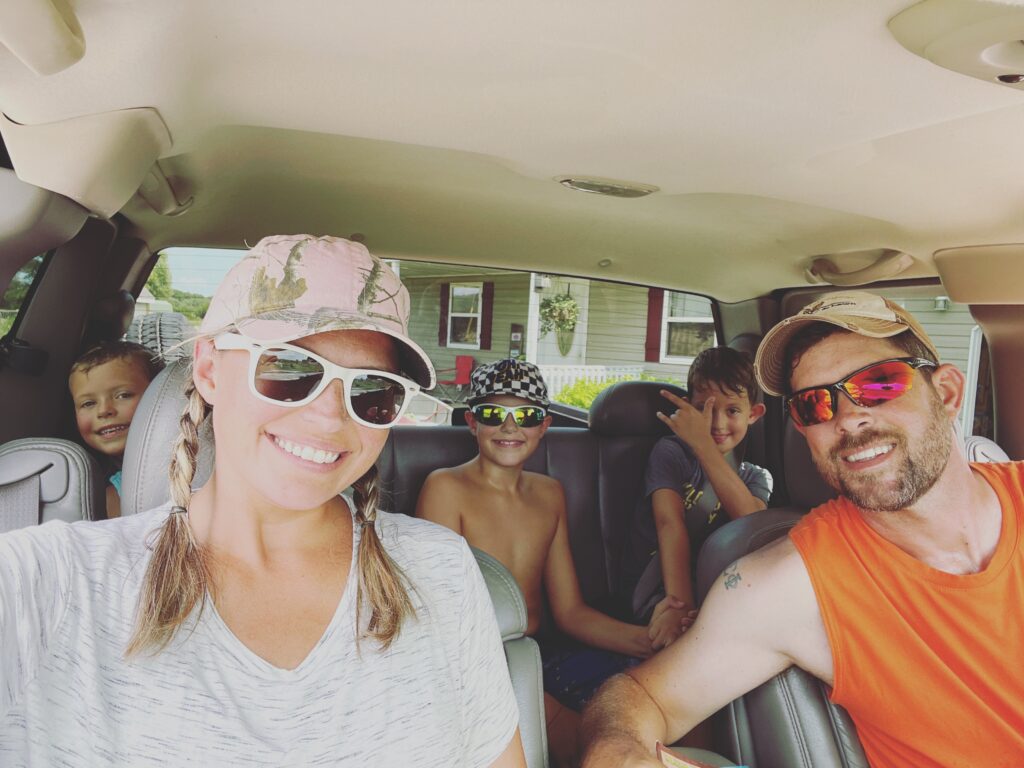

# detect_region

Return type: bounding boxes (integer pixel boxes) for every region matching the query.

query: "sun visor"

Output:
[0,108,172,218]
[0,168,86,265]
[935,244,1024,304]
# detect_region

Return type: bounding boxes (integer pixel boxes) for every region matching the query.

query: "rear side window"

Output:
[147,248,718,412]
[0,252,48,338]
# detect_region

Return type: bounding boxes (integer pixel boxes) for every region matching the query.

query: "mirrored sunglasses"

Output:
[786,357,936,427]
[214,334,451,428]
[470,403,548,428]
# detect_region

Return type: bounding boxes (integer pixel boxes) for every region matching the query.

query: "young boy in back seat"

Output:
[417,359,682,768]
[621,346,773,646]
[68,340,163,519]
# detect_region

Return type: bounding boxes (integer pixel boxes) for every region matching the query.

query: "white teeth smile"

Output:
[97,425,127,436]
[845,444,894,463]
[273,436,341,465]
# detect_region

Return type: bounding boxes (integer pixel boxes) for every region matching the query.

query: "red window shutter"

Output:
[480,282,495,350]
[645,288,664,362]
[438,283,450,347]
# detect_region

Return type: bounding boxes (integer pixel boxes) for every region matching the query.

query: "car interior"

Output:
[3,1,1024,766]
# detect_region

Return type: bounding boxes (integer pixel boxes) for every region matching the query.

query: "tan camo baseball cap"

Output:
[200,234,435,388]
[754,291,940,397]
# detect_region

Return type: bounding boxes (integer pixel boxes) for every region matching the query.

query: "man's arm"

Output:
[414,471,464,534]
[544,486,654,658]
[581,536,829,766]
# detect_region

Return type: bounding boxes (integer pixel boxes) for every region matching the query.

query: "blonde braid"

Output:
[353,465,415,648]
[125,378,211,657]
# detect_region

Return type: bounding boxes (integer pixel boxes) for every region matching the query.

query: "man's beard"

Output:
[812,392,952,513]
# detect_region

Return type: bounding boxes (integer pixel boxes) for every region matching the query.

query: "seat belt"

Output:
[0,472,42,532]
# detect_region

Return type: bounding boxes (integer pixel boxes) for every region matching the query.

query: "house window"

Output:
[447,282,483,348]
[661,292,716,363]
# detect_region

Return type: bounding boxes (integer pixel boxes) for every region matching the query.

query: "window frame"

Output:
[446,281,483,350]
[659,292,716,364]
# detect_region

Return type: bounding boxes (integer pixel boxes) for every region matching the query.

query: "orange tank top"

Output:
[789,462,1024,768]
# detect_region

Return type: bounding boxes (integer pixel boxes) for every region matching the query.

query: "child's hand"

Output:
[624,625,657,659]
[657,390,716,453]
[647,598,698,650]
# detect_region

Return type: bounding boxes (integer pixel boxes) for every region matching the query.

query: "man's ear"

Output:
[191,337,218,406]
[930,363,965,418]
[748,402,766,423]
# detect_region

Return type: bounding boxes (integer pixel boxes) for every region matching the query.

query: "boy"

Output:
[68,340,163,518]
[622,346,772,649]
[417,359,679,768]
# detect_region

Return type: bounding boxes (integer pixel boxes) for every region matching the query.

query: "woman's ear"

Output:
[191,337,218,406]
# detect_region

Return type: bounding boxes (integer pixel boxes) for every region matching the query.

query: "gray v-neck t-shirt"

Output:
[0,503,518,767]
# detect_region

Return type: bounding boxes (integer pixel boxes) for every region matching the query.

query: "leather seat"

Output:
[0,437,104,531]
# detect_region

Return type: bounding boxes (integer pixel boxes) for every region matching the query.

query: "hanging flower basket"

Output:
[539,292,580,336]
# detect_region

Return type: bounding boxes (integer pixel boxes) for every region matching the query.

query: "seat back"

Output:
[120,357,213,517]
[695,509,869,768]
[0,437,105,531]
[473,546,549,768]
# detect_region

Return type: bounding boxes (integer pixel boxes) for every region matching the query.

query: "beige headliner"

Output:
[2,0,1024,301]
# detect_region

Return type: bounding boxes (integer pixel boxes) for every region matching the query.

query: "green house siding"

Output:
[405,272,532,374]
[584,281,704,384]
[895,297,976,373]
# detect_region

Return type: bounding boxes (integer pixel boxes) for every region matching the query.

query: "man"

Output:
[581,291,1023,768]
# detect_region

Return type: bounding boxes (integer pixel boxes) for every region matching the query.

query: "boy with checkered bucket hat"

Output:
[417,358,685,768]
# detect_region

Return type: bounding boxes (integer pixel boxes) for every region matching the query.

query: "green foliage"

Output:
[0,253,46,337]
[554,373,684,410]
[170,289,211,322]
[539,292,581,335]
[1,254,44,311]
[146,254,173,300]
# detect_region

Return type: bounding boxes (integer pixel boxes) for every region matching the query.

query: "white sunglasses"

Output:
[214,333,451,428]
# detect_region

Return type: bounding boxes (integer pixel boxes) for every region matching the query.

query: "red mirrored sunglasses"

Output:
[786,357,936,427]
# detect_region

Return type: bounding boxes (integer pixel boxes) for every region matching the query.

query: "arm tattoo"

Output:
[723,563,742,590]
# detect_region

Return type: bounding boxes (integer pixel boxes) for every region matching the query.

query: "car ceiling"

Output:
[2,0,1024,301]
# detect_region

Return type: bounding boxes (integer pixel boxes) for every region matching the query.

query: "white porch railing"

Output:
[539,364,644,399]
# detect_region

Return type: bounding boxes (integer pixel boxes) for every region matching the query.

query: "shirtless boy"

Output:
[418,359,678,767]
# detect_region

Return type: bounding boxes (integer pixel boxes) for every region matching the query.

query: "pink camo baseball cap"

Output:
[200,234,435,388]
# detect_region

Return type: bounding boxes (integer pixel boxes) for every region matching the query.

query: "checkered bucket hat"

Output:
[469,359,550,408]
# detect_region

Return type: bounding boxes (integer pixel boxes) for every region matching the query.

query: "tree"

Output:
[1,253,44,310]
[146,254,173,300]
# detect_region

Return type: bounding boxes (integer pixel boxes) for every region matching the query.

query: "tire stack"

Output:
[126,311,193,362]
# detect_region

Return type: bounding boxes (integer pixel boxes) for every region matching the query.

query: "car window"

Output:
[148,249,717,412]
[0,252,49,338]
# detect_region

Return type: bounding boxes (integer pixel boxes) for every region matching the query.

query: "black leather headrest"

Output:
[588,380,687,437]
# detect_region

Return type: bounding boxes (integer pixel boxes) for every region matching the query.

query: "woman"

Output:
[0,235,525,767]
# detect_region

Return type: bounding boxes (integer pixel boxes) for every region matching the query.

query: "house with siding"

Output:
[397,261,982,409]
